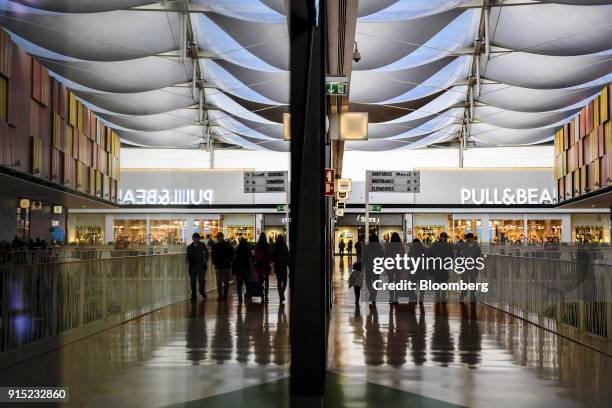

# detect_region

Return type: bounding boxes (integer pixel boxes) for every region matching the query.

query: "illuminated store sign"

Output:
[119,189,214,205]
[460,188,555,205]
[357,215,380,225]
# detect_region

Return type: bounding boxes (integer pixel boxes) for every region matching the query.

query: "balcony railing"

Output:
[480,254,612,355]
[0,253,214,368]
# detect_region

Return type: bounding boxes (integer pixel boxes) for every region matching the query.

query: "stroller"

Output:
[245,267,265,302]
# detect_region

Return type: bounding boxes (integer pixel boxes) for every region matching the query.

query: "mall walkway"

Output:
[0,261,610,407]
[329,256,612,408]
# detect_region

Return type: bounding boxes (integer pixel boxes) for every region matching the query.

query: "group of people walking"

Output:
[349,232,482,306]
[186,231,290,304]
[338,238,363,260]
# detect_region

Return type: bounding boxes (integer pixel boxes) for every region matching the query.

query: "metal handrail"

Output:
[480,254,612,353]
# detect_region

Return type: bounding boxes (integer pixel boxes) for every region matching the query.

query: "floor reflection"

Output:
[329,259,612,407]
[0,285,289,407]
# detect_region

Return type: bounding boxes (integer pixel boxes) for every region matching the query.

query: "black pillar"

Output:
[288,0,327,398]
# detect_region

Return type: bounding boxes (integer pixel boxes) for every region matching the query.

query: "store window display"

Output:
[150,220,186,245]
[113,219,146,245]
[527,219,562,243]
[490,219,524,244]
[194,219,220,240]
[452,219,482,242]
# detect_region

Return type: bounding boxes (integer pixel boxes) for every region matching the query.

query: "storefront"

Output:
[334,213,403,251]
[413,214,450,243]
[222,214,256,242]
[263,214,287,244]
[66,168,609,246]
[571,213,609,243]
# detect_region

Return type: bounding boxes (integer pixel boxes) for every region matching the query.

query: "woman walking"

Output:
[272,235,290,304]
[232,239,253,303]
[254,232,273,302]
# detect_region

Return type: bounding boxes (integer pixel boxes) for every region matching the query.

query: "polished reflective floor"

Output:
[330,256,612,408]
[0,259,610,407]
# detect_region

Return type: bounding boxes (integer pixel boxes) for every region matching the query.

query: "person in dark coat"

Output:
[211,232,235,301]
[408,238,428,304]
[254,232,273,302]
[272,234,290,304]
[232,239,252,303]
[458,233,482,303]
[355,238,363,262]
[186,232,208,301]
[338,239,345,257]
[347,239,353,257]
[384,232,405,305]
[364,235,385,305]
[428,232,455,302]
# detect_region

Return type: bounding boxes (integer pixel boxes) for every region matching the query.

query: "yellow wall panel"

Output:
[600,86,609,123]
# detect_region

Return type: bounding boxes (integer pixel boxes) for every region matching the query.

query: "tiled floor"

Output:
[0,259,610,407]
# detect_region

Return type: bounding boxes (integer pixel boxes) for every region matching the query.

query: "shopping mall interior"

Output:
[0,0,611,407]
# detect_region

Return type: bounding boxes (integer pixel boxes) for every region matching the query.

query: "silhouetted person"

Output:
[458,233,482,303]
[364,235,384,305]
[271,235,289,304]
[347,239,353,257]
[338,239,345,257]
[408,238,427,304]
[254,232,272,303]
[232,239,252,303]
[428,232,454,302]
[384,232,404,305]
[186,232,208,301]
[211,232,234,301]
[349,261,363,305]
[355,238,363,262]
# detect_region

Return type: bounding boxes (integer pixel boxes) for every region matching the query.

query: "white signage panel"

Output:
[367,170,420,193]
[244,171,288,193]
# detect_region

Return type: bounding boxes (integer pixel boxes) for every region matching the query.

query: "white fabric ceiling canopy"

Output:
[0,0,609,150]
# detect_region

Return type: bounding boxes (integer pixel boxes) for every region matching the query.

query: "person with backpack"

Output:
[254,232,273,302]
[272,235,290,304]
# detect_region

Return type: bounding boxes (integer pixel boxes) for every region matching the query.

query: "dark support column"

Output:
[288,0,327,398]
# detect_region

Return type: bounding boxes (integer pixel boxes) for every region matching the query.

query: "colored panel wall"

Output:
[0,32,120,203]
[554,85,611,203]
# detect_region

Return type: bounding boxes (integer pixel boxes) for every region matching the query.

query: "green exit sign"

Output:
[276,204,286,212]
[369,204,382,212]
[325,82,347,96]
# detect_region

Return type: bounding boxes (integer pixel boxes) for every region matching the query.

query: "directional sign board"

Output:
[244,171,288,193]
[366,170,420,193]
